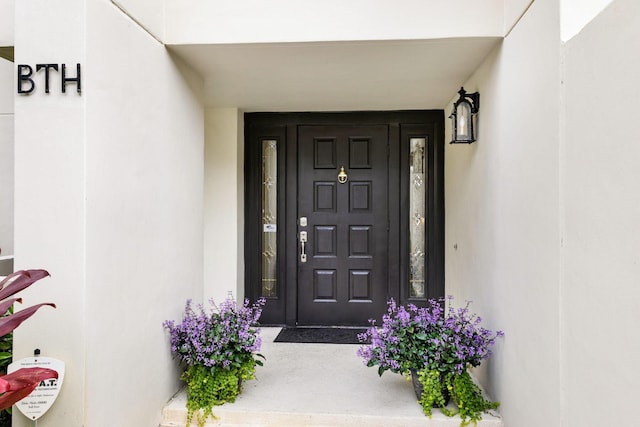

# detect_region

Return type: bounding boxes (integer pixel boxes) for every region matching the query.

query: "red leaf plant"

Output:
[0,269,56,410]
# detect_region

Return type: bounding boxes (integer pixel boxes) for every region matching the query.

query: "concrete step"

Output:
[161,393,502,427]
[159,328,502,427]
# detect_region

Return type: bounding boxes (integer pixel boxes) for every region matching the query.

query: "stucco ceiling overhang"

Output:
[168,37,501,112]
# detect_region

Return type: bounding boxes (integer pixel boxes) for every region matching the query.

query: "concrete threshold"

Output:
[160,327,502,427]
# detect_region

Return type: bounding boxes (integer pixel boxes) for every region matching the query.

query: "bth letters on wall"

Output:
[17,63,82,94]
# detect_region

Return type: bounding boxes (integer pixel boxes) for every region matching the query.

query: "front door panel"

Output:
[297,125,388,325]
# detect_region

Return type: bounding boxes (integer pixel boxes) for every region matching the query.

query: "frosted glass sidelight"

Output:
[261,140,278,297]
[409,138,426,298]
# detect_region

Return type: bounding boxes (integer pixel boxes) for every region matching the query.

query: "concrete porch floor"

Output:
[160,327,503,427]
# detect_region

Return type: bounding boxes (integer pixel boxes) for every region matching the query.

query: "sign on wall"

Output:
[16,63,82,94]
[8,356,65,421]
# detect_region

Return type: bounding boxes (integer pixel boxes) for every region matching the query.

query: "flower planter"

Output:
[410,369,450,406]
[357,297,502,424]
[410,369,423,399]
[164,297,266,427]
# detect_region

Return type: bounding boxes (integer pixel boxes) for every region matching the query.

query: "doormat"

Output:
[274,327,369,344]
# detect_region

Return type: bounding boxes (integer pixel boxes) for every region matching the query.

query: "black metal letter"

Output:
[17,64,35,94]
[36,64,59,94]
[61,63,81,94]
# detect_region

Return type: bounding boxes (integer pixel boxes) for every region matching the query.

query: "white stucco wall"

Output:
[204,108,244,303]
[13,0,87,425]
[111,0,163,41]
[562,0,640,425]
[504,0,534,34]
[0,59,10,112]
[165,0,504,44]
[1,0,14,260]
[14,1,204,426]
[0,0,14,46]
[82,1,204,426]
[0,58,13,256]
[447,0,640,425]
[445,1,562,426]
[106,0,530,46]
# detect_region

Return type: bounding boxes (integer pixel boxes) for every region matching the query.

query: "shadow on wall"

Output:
[0,251,13,276]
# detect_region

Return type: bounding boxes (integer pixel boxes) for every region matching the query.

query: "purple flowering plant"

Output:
[164,296,266,426]
[163,296,266,373]
[357,296,503,377]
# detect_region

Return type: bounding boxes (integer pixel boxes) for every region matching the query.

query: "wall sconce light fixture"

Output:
[450,87,480,144]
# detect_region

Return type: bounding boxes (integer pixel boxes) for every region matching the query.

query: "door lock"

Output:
[299,231,307,263]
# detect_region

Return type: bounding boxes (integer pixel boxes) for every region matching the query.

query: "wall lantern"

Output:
[449,87,480,144]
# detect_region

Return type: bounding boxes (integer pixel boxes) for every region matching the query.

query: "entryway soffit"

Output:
[168,38,501,111]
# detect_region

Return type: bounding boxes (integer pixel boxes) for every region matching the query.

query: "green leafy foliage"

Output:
[418,368,500,426]
[451,371,500,426]
[417,369,452,414]
[0,333,12,368]
[183,360,256,427]
[0,306,12,427]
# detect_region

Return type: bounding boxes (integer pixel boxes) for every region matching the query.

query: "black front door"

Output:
[296,125,389,325]
[245,111,445,326]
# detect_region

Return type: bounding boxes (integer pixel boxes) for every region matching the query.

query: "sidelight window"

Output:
[261,140,278,297]
[409,137,426,298]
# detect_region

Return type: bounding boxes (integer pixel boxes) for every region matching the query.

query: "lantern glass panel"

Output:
[455,101,472,141]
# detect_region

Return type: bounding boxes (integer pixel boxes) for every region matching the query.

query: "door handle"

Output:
[300,231,307,263]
